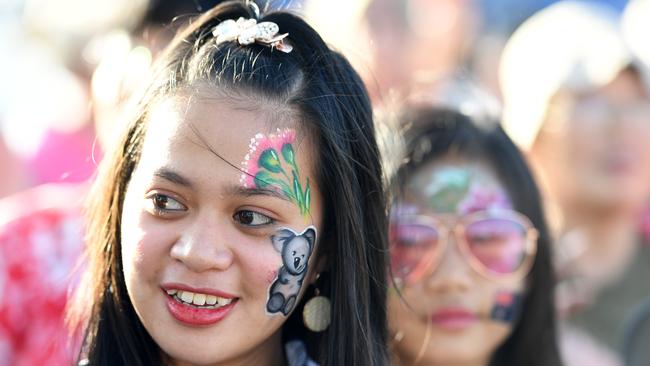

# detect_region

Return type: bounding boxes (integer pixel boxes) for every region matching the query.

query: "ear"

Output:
[306,253,329,286]
[271,229,295,252]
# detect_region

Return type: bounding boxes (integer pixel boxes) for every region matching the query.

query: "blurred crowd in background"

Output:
[0,0,649,365]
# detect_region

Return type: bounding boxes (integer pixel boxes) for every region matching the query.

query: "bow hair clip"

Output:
[212,17,293,53]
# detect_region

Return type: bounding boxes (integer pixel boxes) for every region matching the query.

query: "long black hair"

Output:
[393,107,562,366]
[71,1,389,365]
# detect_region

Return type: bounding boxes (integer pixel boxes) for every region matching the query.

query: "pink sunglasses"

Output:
[389,209,538,284]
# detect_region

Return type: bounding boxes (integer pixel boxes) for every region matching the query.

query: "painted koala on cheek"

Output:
[266,226,316,315]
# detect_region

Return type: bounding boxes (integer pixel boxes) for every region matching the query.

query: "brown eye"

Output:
[233,210,273,227]
[146,193,187,215]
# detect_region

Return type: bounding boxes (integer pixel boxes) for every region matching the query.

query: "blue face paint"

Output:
[490,290,522,323]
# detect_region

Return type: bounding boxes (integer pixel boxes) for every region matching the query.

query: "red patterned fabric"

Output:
[0,184,86,366]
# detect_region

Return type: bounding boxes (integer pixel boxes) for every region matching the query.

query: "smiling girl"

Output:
[69,2,389,365]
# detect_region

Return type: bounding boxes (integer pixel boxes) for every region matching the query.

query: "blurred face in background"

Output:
[364,0,473,99]
[388,161,536,365]
[533,68,650,212]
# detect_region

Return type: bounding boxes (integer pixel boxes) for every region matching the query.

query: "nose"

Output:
[170,215,234,273]
[425,235,472,293]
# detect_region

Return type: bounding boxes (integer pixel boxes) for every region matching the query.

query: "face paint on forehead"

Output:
[241,128,312,216]
[412,166,512,215]
[490,290,522,324]
[266,226,317,316]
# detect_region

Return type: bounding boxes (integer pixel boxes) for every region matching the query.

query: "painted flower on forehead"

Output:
[414,166,512,215]
[240,129,311,216]
[418,168,472,213]
[457,181,512,216]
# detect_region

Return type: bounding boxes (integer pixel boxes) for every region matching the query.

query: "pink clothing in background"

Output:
[0,184,86,366]
[28,125,99,185]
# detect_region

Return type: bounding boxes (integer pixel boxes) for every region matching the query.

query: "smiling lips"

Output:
[163,285,238,326]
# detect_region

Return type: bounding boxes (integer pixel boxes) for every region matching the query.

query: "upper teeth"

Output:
[166,289,233,307]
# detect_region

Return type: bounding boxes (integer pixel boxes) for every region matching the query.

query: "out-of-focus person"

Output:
[0,0,144,363]
[387,106,561,366]
[500,1,650,364]
[0,183,86,365]
[313,0,477,104]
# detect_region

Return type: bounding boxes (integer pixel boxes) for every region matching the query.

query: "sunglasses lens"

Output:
[390,222,439,282]
[464,217,528,274]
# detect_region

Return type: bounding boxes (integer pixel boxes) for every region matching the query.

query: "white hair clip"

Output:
[212,17,293,53]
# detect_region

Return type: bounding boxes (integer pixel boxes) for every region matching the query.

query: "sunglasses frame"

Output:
[389,209,538,284]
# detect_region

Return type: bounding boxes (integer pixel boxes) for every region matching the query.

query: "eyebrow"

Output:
[153,169,291,203]
[226,185,291,203]
[153,168,193,188]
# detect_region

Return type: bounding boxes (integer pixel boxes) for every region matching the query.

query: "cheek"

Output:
[265,269,278,284]
[120,195,173,287]
[565,119,606,163]
[236,244,283,294]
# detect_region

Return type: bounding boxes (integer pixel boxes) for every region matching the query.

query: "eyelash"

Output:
[146,193,187,216]
[233,210,275,227]
[145,192,275,227]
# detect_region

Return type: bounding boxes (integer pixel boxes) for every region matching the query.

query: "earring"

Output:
[393,330,404,342]
[303,279,331,332]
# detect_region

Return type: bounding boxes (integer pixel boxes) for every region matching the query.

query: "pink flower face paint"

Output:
[241,129,311,216]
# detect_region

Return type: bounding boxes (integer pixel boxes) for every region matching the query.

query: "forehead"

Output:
[405,160,511,215]
[136,94,312,186]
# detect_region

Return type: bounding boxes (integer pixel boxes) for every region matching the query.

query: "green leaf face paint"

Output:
[241,129,311,216]
[281,143,295,166]
[258,149,283,173]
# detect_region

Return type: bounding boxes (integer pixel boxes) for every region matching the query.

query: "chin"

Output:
[164,347,224,366]
[420,349,488,366]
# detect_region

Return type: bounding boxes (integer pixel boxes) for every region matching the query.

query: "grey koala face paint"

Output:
[266,226,317,316]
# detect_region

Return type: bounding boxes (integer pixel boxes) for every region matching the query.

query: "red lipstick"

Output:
[162,283,238,326]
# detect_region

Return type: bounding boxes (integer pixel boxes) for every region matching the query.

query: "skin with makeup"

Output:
[389,163,529,366]
[120,96,323,365]
[387,107,561,366]
[68,2,390,365]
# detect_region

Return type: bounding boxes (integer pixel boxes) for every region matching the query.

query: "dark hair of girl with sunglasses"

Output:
[387,106,562,366]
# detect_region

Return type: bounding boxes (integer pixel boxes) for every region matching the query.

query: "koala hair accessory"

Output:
[212,17,293,53]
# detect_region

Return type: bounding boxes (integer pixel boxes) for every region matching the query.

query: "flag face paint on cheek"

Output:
[490,290,522,323]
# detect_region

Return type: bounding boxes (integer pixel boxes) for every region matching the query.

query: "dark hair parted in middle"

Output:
[391,107,562,366]
[74,1,389,365]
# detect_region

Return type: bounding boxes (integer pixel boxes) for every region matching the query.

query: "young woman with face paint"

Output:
[387,107,562,366]
[67,2,389,365]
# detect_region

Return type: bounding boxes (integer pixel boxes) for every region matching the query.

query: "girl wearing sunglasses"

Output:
[388,107,561,365]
